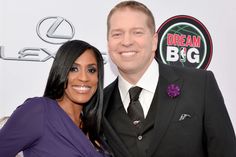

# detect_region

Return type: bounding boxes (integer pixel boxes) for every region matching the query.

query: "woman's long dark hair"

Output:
[43,40,106,152]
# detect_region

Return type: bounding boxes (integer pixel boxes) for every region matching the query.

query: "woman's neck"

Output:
[57,99,83,128]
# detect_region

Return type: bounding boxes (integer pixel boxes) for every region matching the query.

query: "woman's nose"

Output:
[78,70,89,82]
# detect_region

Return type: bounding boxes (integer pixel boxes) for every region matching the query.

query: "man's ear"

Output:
[152,32,158,52]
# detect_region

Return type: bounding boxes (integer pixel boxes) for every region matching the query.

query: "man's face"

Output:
[108,8,157,83]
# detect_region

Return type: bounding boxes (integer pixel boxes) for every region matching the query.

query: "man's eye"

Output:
[112,33,121,37]
[134,31,143,35]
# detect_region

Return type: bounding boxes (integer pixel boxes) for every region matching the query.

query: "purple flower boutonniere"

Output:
[167,84,181,99]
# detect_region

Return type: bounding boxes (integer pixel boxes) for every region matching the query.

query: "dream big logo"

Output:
[156,15,213,69]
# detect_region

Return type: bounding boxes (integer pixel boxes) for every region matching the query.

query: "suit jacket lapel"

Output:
[148,61,184,157]
[103,79,132,157]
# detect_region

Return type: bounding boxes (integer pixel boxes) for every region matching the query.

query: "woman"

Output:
[0,40,110,157]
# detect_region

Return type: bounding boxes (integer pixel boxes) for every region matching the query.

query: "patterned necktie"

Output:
[127,86,144,127]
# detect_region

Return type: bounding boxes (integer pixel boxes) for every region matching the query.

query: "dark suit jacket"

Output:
[102,60,236,157]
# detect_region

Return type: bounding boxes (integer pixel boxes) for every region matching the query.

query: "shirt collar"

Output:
[137,59,159,93]
[118,75,132,102]
[118,59,159,101]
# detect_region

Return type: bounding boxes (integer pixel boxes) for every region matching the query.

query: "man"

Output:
[102,1,236,157]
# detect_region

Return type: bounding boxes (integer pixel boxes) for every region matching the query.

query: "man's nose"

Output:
[121,33,133,46]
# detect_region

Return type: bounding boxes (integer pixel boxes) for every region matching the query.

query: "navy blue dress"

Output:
[0,97,108,157]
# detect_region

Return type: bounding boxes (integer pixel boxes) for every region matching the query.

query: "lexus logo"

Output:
[36,16,75,44]
[0,16,108,63]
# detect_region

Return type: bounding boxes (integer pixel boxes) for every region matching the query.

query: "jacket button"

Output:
[138,135,142,140]
[133,120,141,125]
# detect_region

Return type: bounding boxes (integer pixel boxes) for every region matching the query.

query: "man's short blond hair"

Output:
[107,0,156,37]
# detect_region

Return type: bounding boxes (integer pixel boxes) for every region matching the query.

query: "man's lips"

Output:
[119,51,137,57]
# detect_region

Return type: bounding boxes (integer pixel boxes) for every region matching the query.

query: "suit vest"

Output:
[106,85,159,157]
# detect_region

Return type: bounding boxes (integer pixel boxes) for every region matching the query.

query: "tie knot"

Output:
[129,86,142,101]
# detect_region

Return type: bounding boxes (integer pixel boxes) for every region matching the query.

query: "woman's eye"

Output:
[70,66,78,72]
[88,67,97,73]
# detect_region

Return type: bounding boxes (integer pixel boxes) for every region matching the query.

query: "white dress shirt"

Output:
[118,59,159,118]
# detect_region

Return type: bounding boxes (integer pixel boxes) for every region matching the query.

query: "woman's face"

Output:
[62,49,98,105]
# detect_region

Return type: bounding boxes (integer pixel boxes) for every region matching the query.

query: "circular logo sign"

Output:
[36,16,75,44]
[156,15,213,69]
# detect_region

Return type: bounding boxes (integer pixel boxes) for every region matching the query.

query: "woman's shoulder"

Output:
[22,96,49,104]
[12,97,54,120]
[18,96,55,109]
[0,97,48,155]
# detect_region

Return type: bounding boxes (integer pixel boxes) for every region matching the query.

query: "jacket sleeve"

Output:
[204,71,236,156]
[0,97,44,157]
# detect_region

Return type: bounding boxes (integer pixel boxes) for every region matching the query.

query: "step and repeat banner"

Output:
[0,0,236,131]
